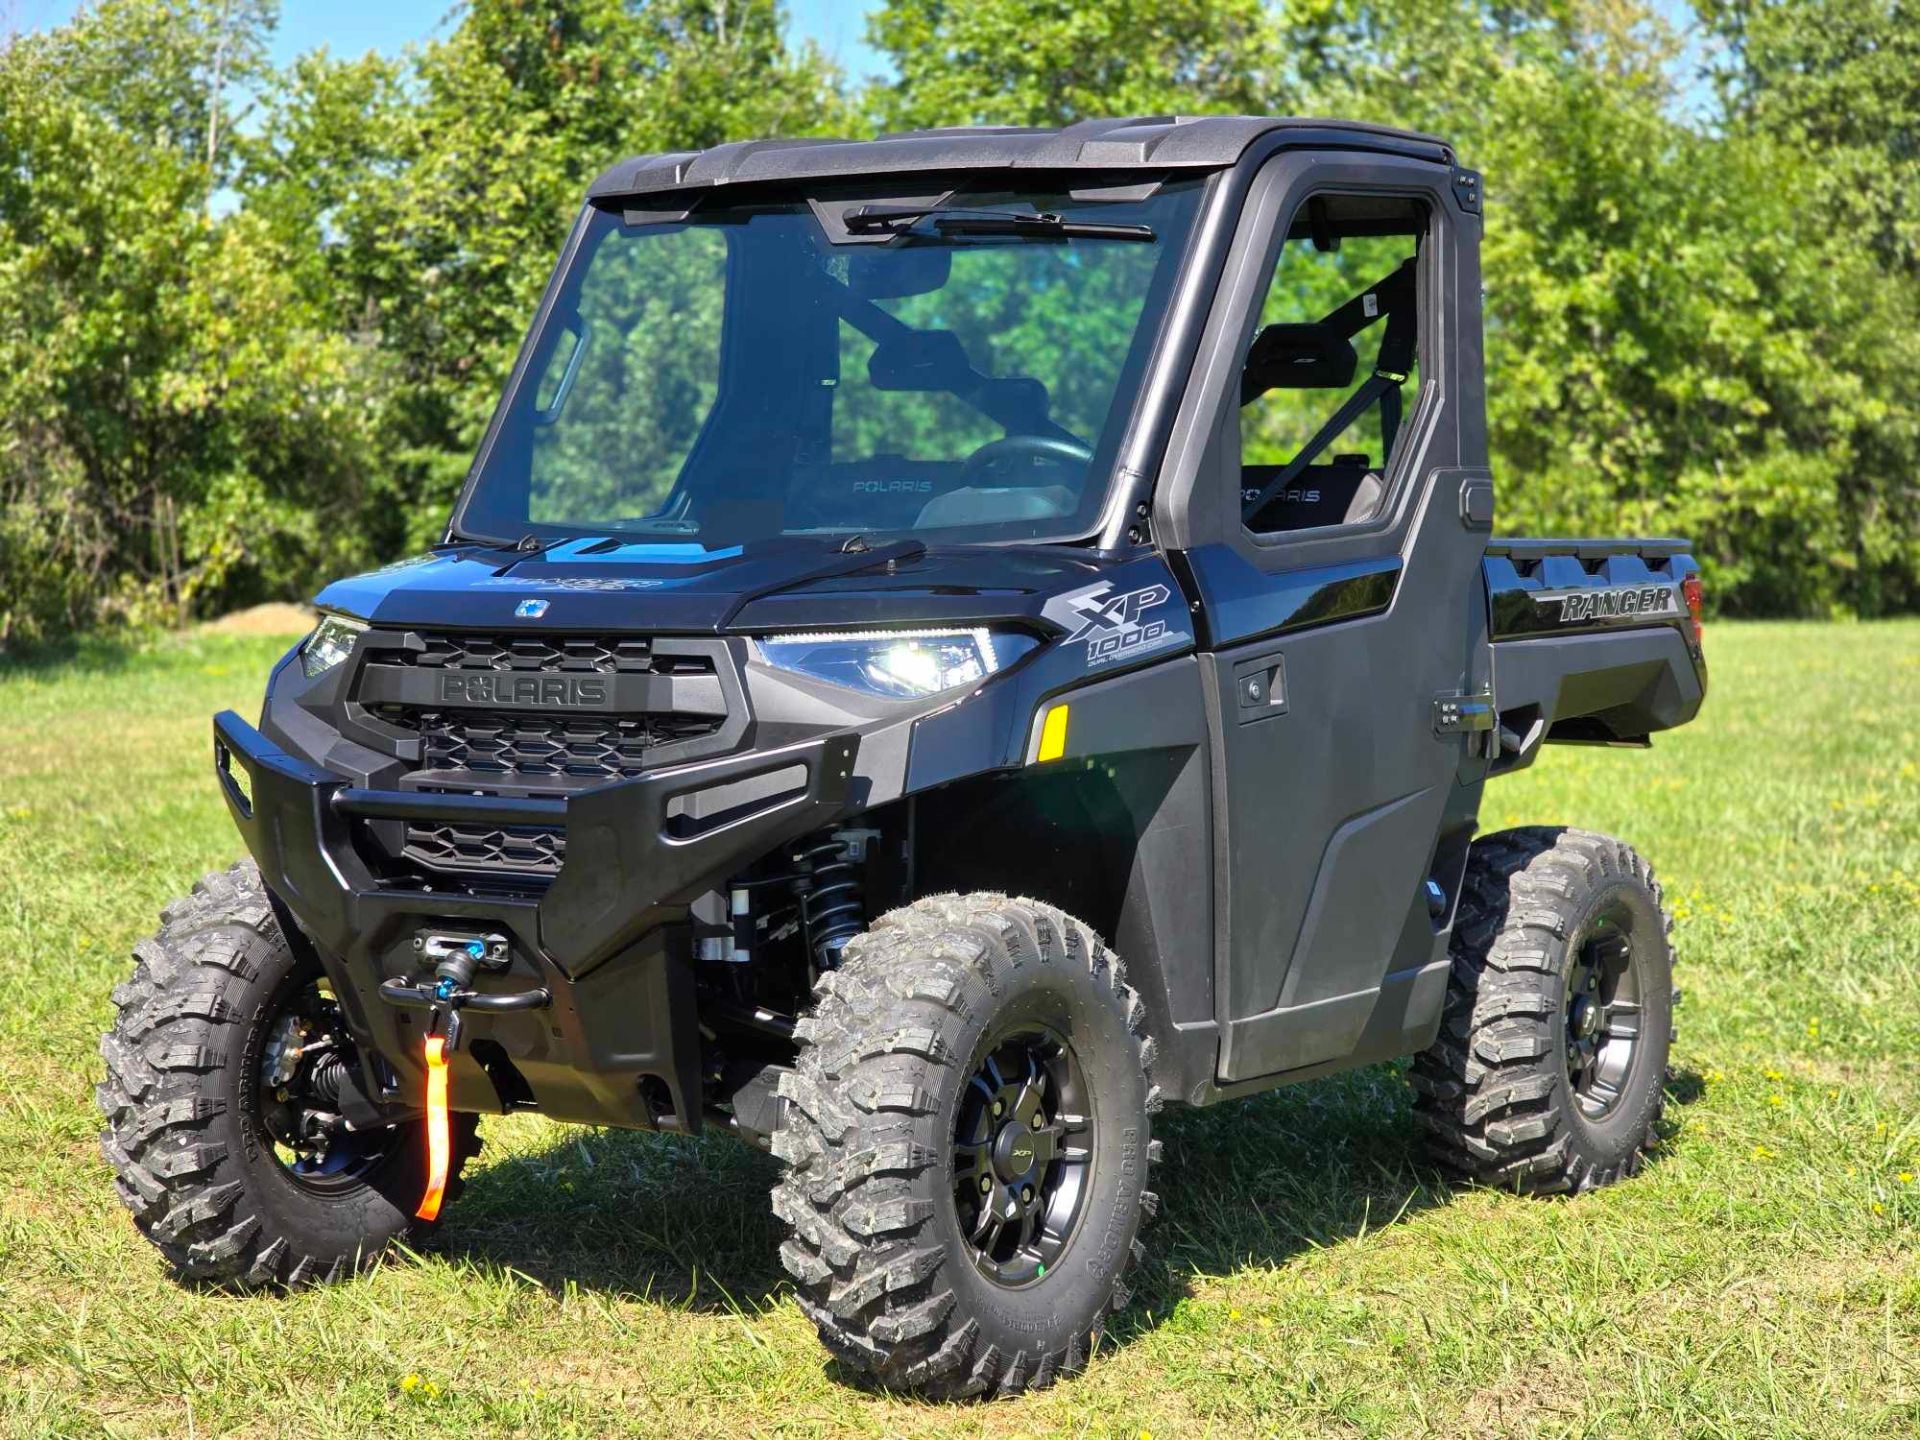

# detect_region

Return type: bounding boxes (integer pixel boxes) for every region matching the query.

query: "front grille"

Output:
[388,709,724,785]
[350,631,738,882]
[403,821,565,876]
[396,634,667,674]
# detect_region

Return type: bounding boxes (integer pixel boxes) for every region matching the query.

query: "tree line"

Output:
[1,0,1914,649]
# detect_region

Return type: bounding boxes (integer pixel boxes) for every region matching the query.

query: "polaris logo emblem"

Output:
[1042,579,1187,668]
[851,479,933,493]
[515,598,549,618]
[1556,585,1678,624]
[437,673,610,708]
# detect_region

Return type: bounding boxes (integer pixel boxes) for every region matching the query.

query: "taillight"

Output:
[1680,575,1705,646]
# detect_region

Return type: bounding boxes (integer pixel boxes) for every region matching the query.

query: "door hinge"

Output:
[1451,168,1482,214]
[1433,689,1495,736]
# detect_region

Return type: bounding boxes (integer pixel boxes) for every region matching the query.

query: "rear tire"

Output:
[1411,828,1674,1194]
[772,894,1160,1399]
[97,860,481,1287]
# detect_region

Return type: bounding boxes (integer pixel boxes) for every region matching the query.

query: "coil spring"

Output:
[793,834,864,970]
[306,1051,349,1107]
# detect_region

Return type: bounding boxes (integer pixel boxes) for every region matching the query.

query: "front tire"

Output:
[773,894,1160,1399]
[97,861,480,1286]
[1411,828,1675,1193]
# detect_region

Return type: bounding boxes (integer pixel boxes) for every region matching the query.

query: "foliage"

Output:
[866,0,1288,128]
[0,0,381,646]
[0,0,1915,648]
[1701,0,1920,279]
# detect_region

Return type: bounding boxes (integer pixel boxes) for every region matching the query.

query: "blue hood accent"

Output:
[538,538,745,565]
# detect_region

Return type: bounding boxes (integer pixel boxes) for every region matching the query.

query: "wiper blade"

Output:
[843,204,1154,243]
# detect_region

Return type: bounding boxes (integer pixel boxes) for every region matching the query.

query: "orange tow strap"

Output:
[415,1033,450,1221]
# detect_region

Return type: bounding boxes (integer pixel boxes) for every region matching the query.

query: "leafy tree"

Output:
[0,0,383,645]
[1701,0,1920,277]
[866,0,1289,129]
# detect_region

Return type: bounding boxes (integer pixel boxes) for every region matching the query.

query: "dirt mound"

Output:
[201,602,315,636]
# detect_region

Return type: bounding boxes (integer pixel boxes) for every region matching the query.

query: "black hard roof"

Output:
[585,116,1454,202]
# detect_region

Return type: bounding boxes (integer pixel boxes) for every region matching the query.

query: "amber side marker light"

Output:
[1036,704,1069,763]
[1680,574,1705,647]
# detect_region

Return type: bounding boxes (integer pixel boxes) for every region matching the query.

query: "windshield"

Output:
[453,179,1206,549]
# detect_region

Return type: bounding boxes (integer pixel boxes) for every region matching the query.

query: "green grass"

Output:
[1,621,1915,1438]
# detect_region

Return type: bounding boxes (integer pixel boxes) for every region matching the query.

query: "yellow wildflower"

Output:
[1751,1145,1775,1161]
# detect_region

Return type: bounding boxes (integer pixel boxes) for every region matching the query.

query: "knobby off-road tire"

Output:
[773,894,1160,1399]
[97,860,480,1286]
[1411,827,1675,1194]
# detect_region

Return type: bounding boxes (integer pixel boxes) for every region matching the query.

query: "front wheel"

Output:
[1411,827,1675,1194]
[97,861,480,1286]
[772,894,1160,1399]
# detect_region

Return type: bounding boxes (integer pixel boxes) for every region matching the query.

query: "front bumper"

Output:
[212,709,858,1131]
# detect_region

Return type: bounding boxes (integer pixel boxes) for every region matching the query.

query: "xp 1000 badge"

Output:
[1043,580,1189,669]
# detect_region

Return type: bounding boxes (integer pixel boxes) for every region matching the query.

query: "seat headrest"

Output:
[1241,322,1359,405]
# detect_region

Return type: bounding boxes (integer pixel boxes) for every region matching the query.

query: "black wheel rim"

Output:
[254,971,399,1192]
[951,1024,1093,1288]
[1564,904,1646,1118]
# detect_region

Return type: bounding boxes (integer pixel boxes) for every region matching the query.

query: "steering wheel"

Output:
[961,433,1095,479]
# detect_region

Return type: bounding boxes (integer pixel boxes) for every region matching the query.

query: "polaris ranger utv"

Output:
[99,116,1707,1398]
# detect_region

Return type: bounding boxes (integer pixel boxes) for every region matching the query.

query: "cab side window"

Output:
[1240,194,1427,536]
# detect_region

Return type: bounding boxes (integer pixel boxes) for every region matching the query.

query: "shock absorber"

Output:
[791,830,868,970]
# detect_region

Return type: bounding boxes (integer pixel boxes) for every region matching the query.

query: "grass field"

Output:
[1,620,1915,1438]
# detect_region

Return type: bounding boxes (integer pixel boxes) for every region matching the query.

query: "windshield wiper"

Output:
[843,204,1155,243]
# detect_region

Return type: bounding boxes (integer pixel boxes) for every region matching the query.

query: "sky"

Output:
[3,0,892,78]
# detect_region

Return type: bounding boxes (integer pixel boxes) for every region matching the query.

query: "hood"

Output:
[312,536,1127,635]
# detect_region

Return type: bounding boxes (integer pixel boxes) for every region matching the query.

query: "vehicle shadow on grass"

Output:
[437,1063,1705,1338]
[1112,1060,1707,1342]
[440,1124,790,1312]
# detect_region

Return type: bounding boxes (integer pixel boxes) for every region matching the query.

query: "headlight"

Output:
[755,627,1037,700]
[301,613,367,678]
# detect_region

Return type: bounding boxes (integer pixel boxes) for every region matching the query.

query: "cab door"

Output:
[1154,150,1495,1084]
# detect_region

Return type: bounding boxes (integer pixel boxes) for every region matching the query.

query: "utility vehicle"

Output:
[100,116,1707,1398]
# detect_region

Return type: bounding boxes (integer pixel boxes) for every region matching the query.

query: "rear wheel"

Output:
[1411,828,1674,1193]
[97,861,480,1286]
[773,894,1160,1399]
